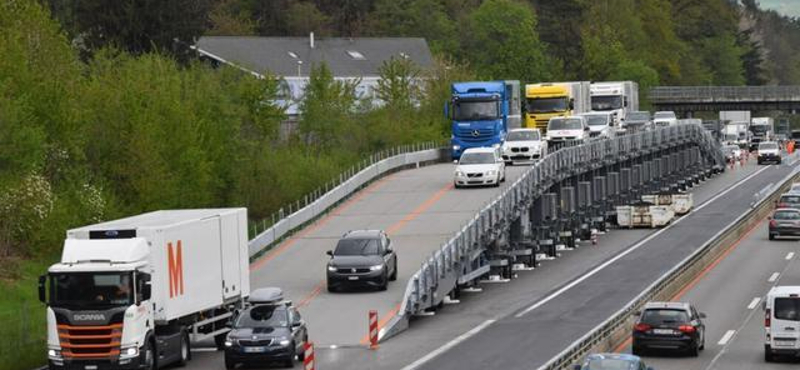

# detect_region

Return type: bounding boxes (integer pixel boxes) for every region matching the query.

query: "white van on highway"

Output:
[764,286,800,362]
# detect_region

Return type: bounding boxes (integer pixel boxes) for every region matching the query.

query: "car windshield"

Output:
[591,96,622,111]
[779,195,800,204]
[334,238,380,256]
[626,112,650,121]
[654,112,676,119]
[460,152,496,165]
[525,97,568,113]
[759,142,778,150]
[584,358,637,370]
[583,115,609,126]
[549,118,583,130]
[50,272,134,308]
[506,130,540,141]
[235,306,289,328]
[640,309,690,325]
[453,99,499,121]
[774,298,800,321]
[773,210,800,220]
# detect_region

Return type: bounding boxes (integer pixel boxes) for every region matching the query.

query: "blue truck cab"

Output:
[448,81,521,160]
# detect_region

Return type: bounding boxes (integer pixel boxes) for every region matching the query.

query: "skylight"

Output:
[287,51,298,59]
[346,50,366,60]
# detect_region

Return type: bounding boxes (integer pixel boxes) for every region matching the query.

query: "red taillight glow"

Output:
[770,220,778,228]
[634,323,651,332]
[679,325,696,334]
[766,309,771,327]
[779,203,789,208]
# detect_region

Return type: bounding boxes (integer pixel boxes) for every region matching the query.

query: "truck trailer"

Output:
[40,209,250,370]
[448,80,521,159]
[523,81,591,133]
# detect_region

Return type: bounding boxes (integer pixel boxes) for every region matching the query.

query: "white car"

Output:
[579,112,616,139]
[757,141,782,165]
[454,147,506,188]
[502,128,547,165]
[721,144,743,162]
[653,111,678,127]
[764,286,800,362]
[546,116,589,145]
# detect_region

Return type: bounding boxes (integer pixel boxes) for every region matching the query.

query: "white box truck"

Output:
[39,209,250,370]
[590,81,639,128]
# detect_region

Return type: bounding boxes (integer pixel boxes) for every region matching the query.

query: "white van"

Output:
[764,286,800,362]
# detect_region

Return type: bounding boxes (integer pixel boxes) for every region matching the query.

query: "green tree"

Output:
[461,0,553,82]
[367,0,459,55]
[376,57,423,110]
[207,0,258,36]
[529,0,584,79]
[297,63,361,150]
[286,2,331,36]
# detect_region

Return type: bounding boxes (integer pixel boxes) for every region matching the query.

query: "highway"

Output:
[617,177,800,370]
[184,158,779,369]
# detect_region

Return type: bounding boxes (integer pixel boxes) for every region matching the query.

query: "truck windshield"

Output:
[591,96,622,111]
[774,298,800,321]
[235,306,289,328]
[453,99,500,121]
[50,272,134,308]
[525,97,568,113]
[751,125,768,134]
[548,118,583,131]
[506,130,540,141]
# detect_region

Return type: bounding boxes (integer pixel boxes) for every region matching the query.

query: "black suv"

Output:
[224,290,308,369]
[326,230,398,292]
[632,302,706,356]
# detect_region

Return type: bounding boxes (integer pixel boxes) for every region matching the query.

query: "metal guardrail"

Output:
[536,160,800,370]
[650,86,800,102]
[247,141,446,257]
[395,124,722,322]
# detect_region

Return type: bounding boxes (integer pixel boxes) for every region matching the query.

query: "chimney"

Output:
[309,32,315,49]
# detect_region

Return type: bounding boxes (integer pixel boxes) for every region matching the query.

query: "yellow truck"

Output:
[524,82,591,133]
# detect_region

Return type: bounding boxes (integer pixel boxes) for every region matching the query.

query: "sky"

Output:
[758,0,800,17]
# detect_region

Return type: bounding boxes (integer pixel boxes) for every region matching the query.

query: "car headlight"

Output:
[486,170,497,176]
[369,264,384,271]
[120,346,139,359]
[455,170,465,177]
[48,349,63,360]
[452,145,461,151]
[327,265,337,272]
[278,339,292,346]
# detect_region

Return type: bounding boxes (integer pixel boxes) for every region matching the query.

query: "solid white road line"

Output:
[747,297,761,310]
[514,166,770,318]
[787,252,795,260]
[717,330,736,346]
[769,272,780,282]
[399,320,496,370]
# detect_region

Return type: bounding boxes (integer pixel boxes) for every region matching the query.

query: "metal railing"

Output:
[247,141,447,257]
[536,159,800,370]
[650,86,800,102]
[395,124,721,323]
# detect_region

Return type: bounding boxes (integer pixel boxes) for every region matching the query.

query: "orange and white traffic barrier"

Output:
[369,310,379,349]
[303,342,315,370]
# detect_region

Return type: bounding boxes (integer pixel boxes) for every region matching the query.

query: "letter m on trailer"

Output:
[168,241,184,298]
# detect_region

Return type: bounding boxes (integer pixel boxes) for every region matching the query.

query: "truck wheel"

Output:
[177,332,190,367]
[144,340,157,370]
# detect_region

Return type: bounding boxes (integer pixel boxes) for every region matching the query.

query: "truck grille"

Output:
[455,127,494,142]
[58,324,122,359]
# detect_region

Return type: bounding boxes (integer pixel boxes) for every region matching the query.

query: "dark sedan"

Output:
[224,303,308,368]
[632,302,706,357]
[327,230,397,292]
[769,208,800,240]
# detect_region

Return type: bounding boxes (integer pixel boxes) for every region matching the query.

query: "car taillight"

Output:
[779,203,789,208]
[634,323,651,332]
[679,325,696,334]
[766,309,771,327]
[770,220,778,228]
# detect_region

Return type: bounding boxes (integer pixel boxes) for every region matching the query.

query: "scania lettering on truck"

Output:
[763,286,800,362]
[523,81,590,133]
[447,80,521,160]
[39,209,250,370]
[590,81,639,129]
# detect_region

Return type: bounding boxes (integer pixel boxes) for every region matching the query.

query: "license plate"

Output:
[85,366,98,370]
[244,346,267,353]
[348,276,359,281]
[653,329,674,335]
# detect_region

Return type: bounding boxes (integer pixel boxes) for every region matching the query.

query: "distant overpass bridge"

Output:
[650,86,800,115]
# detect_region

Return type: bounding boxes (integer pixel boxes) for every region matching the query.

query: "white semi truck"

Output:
[590,81,639,128]
[39,209,250,370]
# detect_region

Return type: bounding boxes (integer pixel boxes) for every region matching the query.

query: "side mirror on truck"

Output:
[137,273,152,304]
[38,275,47,304]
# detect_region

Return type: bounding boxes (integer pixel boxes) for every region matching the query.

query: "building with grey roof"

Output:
[194,34,434,116]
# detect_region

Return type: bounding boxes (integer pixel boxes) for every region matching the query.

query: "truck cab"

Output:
[590,81,639,128]
[448,81,520,160]
[523,82,590,134]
